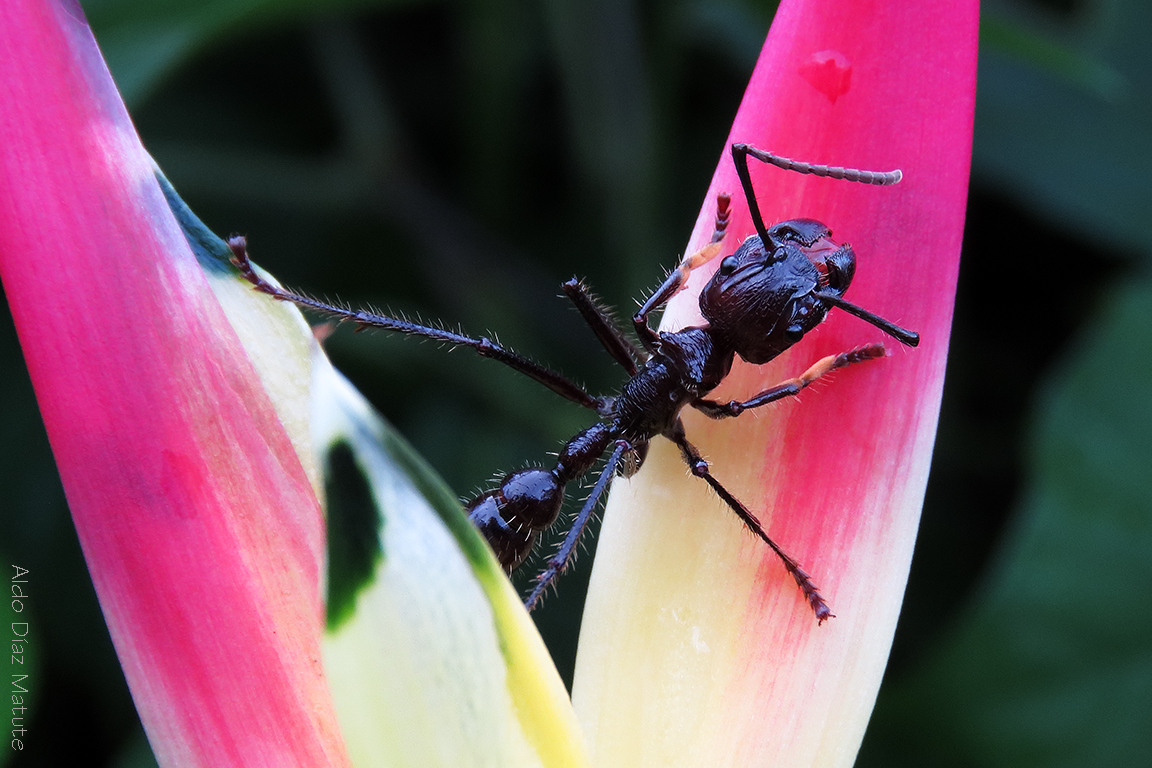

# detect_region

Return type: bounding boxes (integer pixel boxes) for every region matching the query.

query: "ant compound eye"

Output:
[718,255,740,276]
[784,324,805,344]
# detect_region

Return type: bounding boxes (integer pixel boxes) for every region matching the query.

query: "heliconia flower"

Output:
[0,2,584,767]
[2,0,975,765]
[571,1,977,766]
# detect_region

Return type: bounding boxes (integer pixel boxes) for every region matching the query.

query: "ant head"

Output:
[708,144,921,353]
[699,220,854,364]
[769,219,856,293]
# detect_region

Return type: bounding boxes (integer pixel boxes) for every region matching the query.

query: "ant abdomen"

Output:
[467,422,615,571]
[466,500,536,570]
[466,469,563,571]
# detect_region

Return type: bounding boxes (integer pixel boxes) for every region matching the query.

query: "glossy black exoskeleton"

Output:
[230,143,919,623]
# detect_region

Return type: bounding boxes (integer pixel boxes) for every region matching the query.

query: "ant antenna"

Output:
[814,291,920,347]
[731,143,903,248]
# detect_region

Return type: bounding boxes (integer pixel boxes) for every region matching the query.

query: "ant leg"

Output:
[693,344,885,419]
[228,236,608,414]
[561,278,644,375]
[524,438,631,611]
[632,194,731,352]
[666,420,833,623]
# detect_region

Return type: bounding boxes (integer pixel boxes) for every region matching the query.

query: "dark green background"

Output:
[1,0,1149,765]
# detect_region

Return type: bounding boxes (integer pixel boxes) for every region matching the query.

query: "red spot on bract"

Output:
[800,50,852,103]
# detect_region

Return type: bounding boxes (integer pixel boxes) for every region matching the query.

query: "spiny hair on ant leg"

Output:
[230,144,918,623]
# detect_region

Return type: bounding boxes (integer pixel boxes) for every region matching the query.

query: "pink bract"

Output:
[0,2,348,765]
[572,1,977,766]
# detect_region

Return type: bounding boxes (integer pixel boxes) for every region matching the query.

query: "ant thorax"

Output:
[612,327,733,442]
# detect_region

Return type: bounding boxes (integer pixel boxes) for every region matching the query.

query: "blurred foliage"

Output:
[860,276,1152,767]
[81,0,402,104]
[0,0,1149,765]
[974,0,1152,253]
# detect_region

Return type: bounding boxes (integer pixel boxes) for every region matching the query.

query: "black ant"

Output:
[228,144,919,623]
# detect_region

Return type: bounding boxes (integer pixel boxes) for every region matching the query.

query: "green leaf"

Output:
[82,0,418,106]
[861,276,1152,766]
[974,0,1152,253]
[980,15,1124,100]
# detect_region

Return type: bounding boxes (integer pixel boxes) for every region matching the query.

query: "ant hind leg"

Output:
[524,438,631,611]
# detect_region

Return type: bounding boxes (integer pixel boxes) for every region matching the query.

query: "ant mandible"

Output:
[229,143,919,624]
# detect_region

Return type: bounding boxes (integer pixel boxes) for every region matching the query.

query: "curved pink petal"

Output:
[0,2,349,765]
[573,0,977,765]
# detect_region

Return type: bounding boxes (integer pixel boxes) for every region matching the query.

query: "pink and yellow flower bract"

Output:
[0,4,588,767]
[572,1,978,766]
[1,0,976,765]
[0,2,349,765]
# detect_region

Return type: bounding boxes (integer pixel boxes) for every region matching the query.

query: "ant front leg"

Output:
[666,420,833,623]
[228,236,609,414]
[632,194,732,352]
[561,278,644,375]
[693,344,886,419]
